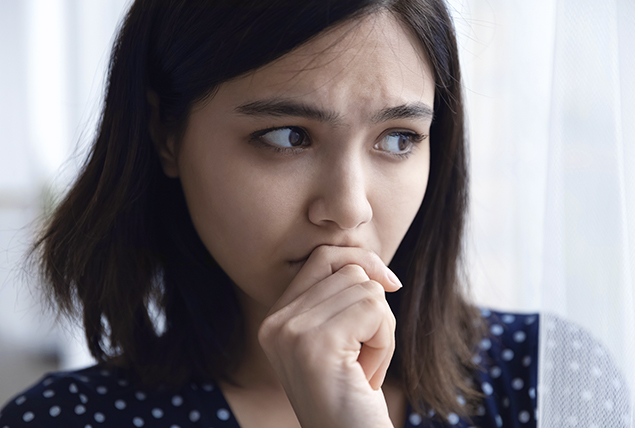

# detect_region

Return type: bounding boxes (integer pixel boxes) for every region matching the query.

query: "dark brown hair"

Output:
[30,0,482,421]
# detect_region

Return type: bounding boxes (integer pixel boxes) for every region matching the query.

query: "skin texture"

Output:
[154,12,435,428]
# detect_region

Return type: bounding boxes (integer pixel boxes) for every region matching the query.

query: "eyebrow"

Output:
[234,98,433,125]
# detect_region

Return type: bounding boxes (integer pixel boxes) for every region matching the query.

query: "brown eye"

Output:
[375,132,420,154]
[260,127,307,148]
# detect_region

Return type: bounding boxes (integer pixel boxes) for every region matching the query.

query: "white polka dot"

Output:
[502,349,514,361]
[480,338,492,350]
[23,411,35,422]
[408,413,422,426]
[428,409,436,417]
[529,387,536,399]
[522,356,532,367]
[115,399,126,410]
[69,383,78,393]
[217,408,230,421]
[49,406,61,417]
[202,384,213,392]
[135,392,146,401]
[502,397,510,408]
[80,394,88,404]
[482,382,493,395]
[94,412,105,423]
[99,370,110,377]
[75,405,86,415]
[591,366,602,377]
[448,413,459,425]
[43,378,54,386]
[15,396,26,405]
[85,425,92,428]
[152,408,163,419]
[513,331,526,343]
[490,366,502,378]
[495,414,503,427]
[43,389,55,398]
[133,416,144,427]
[190,410,201,422]
[525,315,536,325]
[477,406,485,416]
[472,354,482,364]
[117,379,128,387]
[79,376,90,383]
[481,309,491,317]
[502,314,515,324]
[96,386,107,395]
[491,324,504,336]
[457,395,466,406]
[569,361,580,371]
[581,390,592,401]
[519,410,530,423]
[512,378,524,390]
[170,426,181,428]
[171,395,183,407]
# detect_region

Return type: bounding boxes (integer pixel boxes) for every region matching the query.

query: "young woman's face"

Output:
[160,13,435,311]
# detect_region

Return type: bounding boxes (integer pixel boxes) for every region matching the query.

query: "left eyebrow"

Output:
[234,98,433,124]
[371,102,434,123]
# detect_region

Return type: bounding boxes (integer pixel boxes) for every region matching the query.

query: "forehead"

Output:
[208,12,435,118]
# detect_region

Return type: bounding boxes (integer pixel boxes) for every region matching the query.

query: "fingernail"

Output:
[387,269,402,288]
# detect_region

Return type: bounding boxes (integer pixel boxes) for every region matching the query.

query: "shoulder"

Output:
[0,365,238,427]
[471,309,539,428]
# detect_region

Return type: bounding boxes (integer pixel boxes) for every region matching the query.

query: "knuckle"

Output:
[339,264,369,281]
[358,295,383,313]
[361,280,385,297]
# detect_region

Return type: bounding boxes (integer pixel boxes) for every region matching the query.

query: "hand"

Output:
[258,245,401,428]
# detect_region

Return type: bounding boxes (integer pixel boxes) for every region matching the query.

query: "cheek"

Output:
[375,149,430,263]
[176,143,305,303]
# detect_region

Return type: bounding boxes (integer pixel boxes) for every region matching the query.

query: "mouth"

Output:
[289,255,309,266]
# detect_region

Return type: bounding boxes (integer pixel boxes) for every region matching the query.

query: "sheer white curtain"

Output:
[450,0,635,426]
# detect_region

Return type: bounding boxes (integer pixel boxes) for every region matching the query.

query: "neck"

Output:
[227,287,283,391]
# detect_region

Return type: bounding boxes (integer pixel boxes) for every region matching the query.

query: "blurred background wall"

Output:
[1,0,633,414]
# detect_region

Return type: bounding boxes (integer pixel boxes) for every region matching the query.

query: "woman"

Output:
[0,0,538,427]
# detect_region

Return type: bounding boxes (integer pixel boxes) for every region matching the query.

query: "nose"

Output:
[307,154,373,230]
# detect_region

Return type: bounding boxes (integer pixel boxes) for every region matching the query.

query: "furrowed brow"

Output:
[371,103,434,123]
[235,98,341,124]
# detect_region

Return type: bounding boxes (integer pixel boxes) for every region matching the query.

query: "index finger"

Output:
[271,245,402,313]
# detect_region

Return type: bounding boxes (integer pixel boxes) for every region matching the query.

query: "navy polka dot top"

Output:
[0,309,538,427]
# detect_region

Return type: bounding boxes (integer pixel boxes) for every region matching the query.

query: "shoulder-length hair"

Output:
[30,0,482,421]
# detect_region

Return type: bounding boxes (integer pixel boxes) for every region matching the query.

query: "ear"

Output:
[147,89,179,178]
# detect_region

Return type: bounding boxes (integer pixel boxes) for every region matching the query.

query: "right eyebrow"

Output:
[235,98,342,125]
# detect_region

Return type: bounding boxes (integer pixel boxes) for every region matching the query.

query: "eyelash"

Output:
[248,126,427,159]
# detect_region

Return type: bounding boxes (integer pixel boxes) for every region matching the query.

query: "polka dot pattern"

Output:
[0,365,236,427]
[403,310,540,427]
[1,310,624,428]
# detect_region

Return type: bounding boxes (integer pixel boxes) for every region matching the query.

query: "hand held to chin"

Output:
[258,246,399,428]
